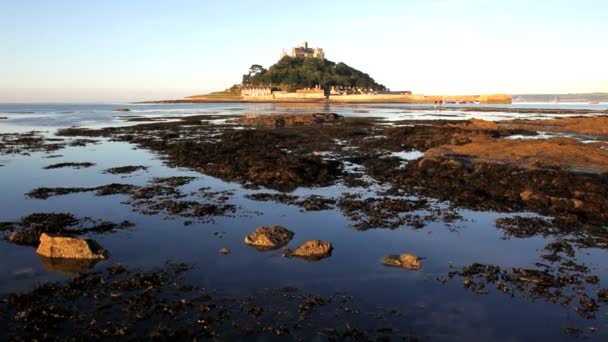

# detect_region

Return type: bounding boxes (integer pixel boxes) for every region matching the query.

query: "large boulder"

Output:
[381,253,421,270]
[244,225,294,250]
[36,233,108,260]
[285,240,333,261]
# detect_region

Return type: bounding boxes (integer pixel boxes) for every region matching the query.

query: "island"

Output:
[144,41,512,104]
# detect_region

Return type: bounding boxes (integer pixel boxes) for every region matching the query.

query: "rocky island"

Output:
[144,42,512,105]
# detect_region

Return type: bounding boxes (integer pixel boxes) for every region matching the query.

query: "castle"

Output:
[281,41,325,59]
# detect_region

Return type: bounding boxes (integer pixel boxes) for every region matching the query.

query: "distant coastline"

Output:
[512,93,608,103]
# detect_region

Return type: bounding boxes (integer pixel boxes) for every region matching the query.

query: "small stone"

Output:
[219,247,230,255]
[381,253,421,270]
[244,225,294,250]
[291,240,333,260]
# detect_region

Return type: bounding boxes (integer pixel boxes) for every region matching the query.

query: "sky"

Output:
[1,0,606,102]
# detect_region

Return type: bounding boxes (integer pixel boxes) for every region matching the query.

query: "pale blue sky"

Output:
[1,0,606,102]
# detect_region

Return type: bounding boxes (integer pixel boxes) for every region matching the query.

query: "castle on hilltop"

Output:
[281,41,325,59]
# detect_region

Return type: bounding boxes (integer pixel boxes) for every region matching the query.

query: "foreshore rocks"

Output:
[459,116,608,136]
[381,254,421,270]
[422,135,608,173]
[404,154,608,226]
[235,113,343,127]
[54,113,608,228]
[0,263,412,340]
[244,225,294,250]
[284,240,333,260]
[36,233,108,260]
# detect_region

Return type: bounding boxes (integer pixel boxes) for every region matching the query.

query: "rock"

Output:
[381,253,421,270]
[36,233,108,260]
[219,247,230,255]
[466,118,498,130]
[244,225,294,250]
[113,108,130,112]
[287,240,333,260]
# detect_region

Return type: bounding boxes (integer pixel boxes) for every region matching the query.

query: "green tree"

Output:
[243,56,386,92]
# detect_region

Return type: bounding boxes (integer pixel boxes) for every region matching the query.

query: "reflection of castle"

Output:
[281,41,325,59]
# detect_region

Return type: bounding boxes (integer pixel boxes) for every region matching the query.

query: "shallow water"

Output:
[1,103,607,340]
[1,101,607,133]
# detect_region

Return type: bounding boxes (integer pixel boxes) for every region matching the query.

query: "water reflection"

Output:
[38,255,100,275]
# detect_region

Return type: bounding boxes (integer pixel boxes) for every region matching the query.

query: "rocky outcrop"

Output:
[244,225,294,250]
[36,233,108,260]
[459,116,608,137]
[112,108,130,112]
[284,240,333,260]
[381,253,421,270]
[422,135,608,173]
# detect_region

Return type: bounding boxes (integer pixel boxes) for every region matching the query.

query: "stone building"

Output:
[241,87,272,97]
[281,41,325,59]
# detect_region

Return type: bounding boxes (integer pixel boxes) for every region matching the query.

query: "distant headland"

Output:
[143,41,512,104]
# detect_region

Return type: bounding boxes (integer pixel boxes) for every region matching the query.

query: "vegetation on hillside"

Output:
[242,56,386,93]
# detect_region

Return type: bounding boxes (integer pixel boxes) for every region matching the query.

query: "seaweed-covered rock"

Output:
[244,225,294,250]
[36,233,108,260]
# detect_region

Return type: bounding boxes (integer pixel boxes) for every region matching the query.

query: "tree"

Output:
[242,57,386,92]
[242,64,267,85]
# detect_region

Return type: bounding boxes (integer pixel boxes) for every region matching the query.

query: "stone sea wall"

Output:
[182,93,511,104]
[329,94,512,104]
